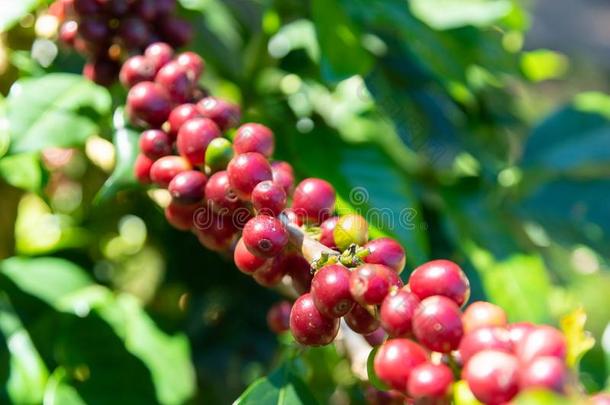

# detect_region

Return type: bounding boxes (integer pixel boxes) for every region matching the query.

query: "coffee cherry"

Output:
[334,213,369,251]
[155,0,176,15]
[458,326,512,364]
[205,138,233,172]
[196,97,241,131]
[234,237,270,274]
[119,17,151,49]
[120,55,156,88]
[251,180,287,216]
[413,296,463,353]
[233,123,275,157]
[168,103,201,138]
[155,61,195,104]
[100,0,129,15]
[149,155,191,187]
[78,16,110,43]
[271,161,294,194]
[242,215,288,258]
[83,58,120,86]
[289,293,339,346]
[253,254,289,287]
[204,170,244,215]
[227,152,273,200]
[267,301,291,334]
[292,178,336,224]
[164,201,199,231]
[175,51,205,80]
[168,170,207,205]
[363,237,406,274]
[134,153,154,184]
[59,21,78,46]
[139,129,172,160]
[363,327,387,347]
[133,0,157,20]
[519,356,568,393]
[373,339,428,392]
[74,0,100,14]
[176,118,221,166]
[283,208,303,227]
[380,289,420,337]
[144,42,174,73]
[311,264,354,318]
[463,350,519,405]
[515,325,567,364]
[193,208,238,251]
[285,254,313,294]
[160,17,193,48]
[462,301,507,334]
[126,81,172,127]
[407,362,453,400]
[409,259,470,307]
[349,264,403,306]
[319,216,339,249]
[507,322,535,346]
[345,303,379,335]
[364,386,405,405]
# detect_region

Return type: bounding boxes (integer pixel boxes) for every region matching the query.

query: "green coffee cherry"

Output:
[454,380,483,405]
[205,138,234,172]
[333,213,369,251]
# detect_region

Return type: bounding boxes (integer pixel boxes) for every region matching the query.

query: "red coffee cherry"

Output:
[363,327,387,347]
[458,326,512,364]
[285,254,313,295]
[412,296,463,353]
[120,55,156,88]
[234,123,275,157]
[267,301,291,334]
[319,216,339,249]
[204,170,244,215]
[380,289,420,337]
[251,180,287,216]
[176,118,221,166]
[463,350,519,405]
[175,51,205,80]
[196,97,241,131]
[233,237,270,275]
[168,170,207,205]
[83,58,120,86]
[78,16,110,43]
[507,322,535,347]
[160,17,193,48]
[139,129,172,160]
[59,21,78,46]
[242,215,288,258]
[349,264,403,306]
[364,237,406,274]
[462,301,508,334]
[193,208,238,252]
[167,103,201,139]
[407,362,453,400]
[134,154,154,184]
[144,42,174,73]
[154,0,176,15]
[373,338,428,392]
[289,293,339,346]
[164,201,199,231]
[311,264,354,318]
[227,152,273,200]
[515,325,567,364]
[409,259,470,307]
[344,303,379,335]
[253,254,290,287]
[271,161,295,194]
[519,356,568,393]
[155,61,195,104]
[133,0,158,21]
[292,178,336,224]
[74,0,101,14]
[118,17,151,49]
[126,81,172,127]
[149,155,191,187]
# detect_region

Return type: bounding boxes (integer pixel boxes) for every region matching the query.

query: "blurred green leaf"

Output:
[410,0,512,30]
[521,50,569,82]
[513,389,575,405]
[0,153,46,192]
[560,307,595,370]
[0,0,40,32]
[235,364,318,405]
[268,20,319,62]
[43,368,87,405]
[453,380,483,405]
[366,347,388,391]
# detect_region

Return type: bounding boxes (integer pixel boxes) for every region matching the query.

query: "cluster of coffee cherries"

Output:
[50,0,191,85]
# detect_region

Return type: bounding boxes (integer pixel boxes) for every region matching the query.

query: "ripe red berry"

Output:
[160,17,193,48]
[364,237,406,274]
[126,81,172,127]
[193,209,238,252]
[515,325,567,364]
[175,51,205,80]
[344,303,379,335]
[167,103,201,139]
[134,0,158,21]
[412,296,463,353]
[507,322,535,347]
[349,264,403,306]
[176,118,221,166]
[234,237,270,274]
[120,55,156,88]
[267,301,291,334]
[59,21,78,46]
[149,155,191,187]
[78,16,110,43]
[155,61,195,104]
[285,254,313,294]
[118,17,151,49]
[458,326,512,364]
[139,129,172,160]
[227,152,273,200]
[242,215,288,258]
[204,170,244,215]
[311,264,354,318]
[168,170,207,205]
[233,123,275,157]
[144,42,174,73]
[74,0,100,14]
[164,201,199,231]
[83,58,120,86]
[196,97,241,131]
[462,301,508,334]
[380,289,420,337]
[251,180,287,216]
[289,293,339,346]
[407,362,453,400]
[292,178,336,224]
[271,161,294,194]
[253,254,289,287]
[134,154,154,184]
[519,356,567,393]
[373,339,428,392]
[409,259,470,307]
[463,350,519,405]
[319,216,339,249]
[363,327,387,347]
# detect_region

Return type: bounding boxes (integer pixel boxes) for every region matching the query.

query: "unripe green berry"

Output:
[205,137,234,172]
[333,213,369,251]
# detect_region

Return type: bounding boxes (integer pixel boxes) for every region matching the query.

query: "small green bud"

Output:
[205,138,234,172]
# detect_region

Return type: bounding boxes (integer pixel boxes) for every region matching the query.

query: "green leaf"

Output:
[43,368,86,405]
[410,0,512,30]
[560,308,595,370]
[513,389,575,405]
[366,347,388,391]
[0,153,46,192]
[521,50,569,82]
[0,0,40,32]
[6,73,111,154]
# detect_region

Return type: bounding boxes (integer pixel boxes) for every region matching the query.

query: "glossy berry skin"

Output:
[267,301,291,334]
[519,356,567,393]
[271,161,294,194]
[193,209,238,252]
[289,293,339,346]
[176,118,221,166]
[59,21,78,46]
[165,201,199,231]
[149,155,191,188]
[196,97,241,131]
[155,61,194,104]
[233,123,275,157]
[120,55,156,88]
[126,82,172,128]
[134,154,154,184]
[364,328,387,347]
[144,42,174,73]
[139,129,172,160]
[409,259,470,307]
[285,254,313,295]
[507,322,535,347]
[168,103,201,138]
[176,51,205,79]
[242,215,288,258]
[333,213,369,251]
[407,363,453,400]
[462,301,508,334]
[364,238,406,274]
[292,178,336,224]
[373,339,429,392]
[253,254,289,287]
[251,180,287,216]
[204,171,243,215]
[413,296,464,353]
[234,237,270,274]
[380,289,420,337]
[204,138,233,172]
[458,326,512,364]
[311,264,354,318]
[349,264,403,306]
[227,152,273,200]
[319,216,339,249]
[515,325,567,364]
[168,170,207,205]
[344,303,380,335]
[463,350,519,405]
